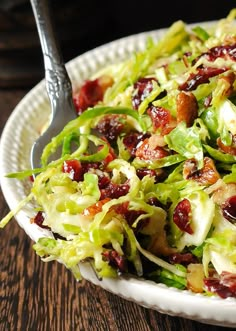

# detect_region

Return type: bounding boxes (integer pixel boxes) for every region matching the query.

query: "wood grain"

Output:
[0,89,232,330]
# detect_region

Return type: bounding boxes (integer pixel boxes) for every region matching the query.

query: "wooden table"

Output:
[0,89,232,331]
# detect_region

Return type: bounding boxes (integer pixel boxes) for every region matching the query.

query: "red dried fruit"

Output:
[132,77,157,110]
[173,198,193,234]
[222,195,236,223]
[179,66,228,91]
[102,250,127,273]
[62,159,83,181]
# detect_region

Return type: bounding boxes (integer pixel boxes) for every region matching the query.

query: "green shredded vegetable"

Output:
[2,9,236,299]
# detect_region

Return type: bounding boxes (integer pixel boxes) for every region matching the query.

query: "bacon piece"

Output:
[176,91,198,127]
[183,157,220,185]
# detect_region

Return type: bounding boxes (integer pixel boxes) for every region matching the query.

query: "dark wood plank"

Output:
[0,89,233,331]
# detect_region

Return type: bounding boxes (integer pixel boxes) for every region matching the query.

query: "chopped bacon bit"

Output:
[217,135,236,156]
[82,198,111,217]
[73,75,113,115]
[102,250,127,273]
[173,198,193,234]
[132,77,157,110]
[176,91,198,127]
[179,66,228,91]
[183,157,220,186]
[135,137,169,160]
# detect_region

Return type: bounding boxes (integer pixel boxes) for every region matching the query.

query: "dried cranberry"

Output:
[113,202,146,228]
[63,160,101,182]
[169,252,198,265]
[31,211,49,229]
[62,159,83,181]
[221,271,236,292]
[95,114,124,143]
[173,199,193,234]
[97,172,111,189]
[179,66,228,91]
[73,79,103,115]
[100,182,130,200]
[132,77,157,110]
[102,250,127,273]
[136,168,166,183]
[204,278,233,298]
[147,105,171,131]
[136,168,156,179]
[123,132,151,157]
[193,44,236,64]
[81,161,100,174]
[147,197,164,208]
[222,195,236,224]
[204,272,236,299]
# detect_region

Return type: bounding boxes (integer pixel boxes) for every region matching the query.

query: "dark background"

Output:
[0,0,235,87]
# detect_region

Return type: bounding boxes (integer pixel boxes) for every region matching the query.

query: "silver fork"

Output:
[30,0,101,280]
[30,0,77,172]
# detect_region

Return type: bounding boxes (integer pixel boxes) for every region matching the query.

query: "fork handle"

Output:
[30,0,73,112]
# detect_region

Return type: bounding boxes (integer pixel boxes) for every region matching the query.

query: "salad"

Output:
[1,9,236,299]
